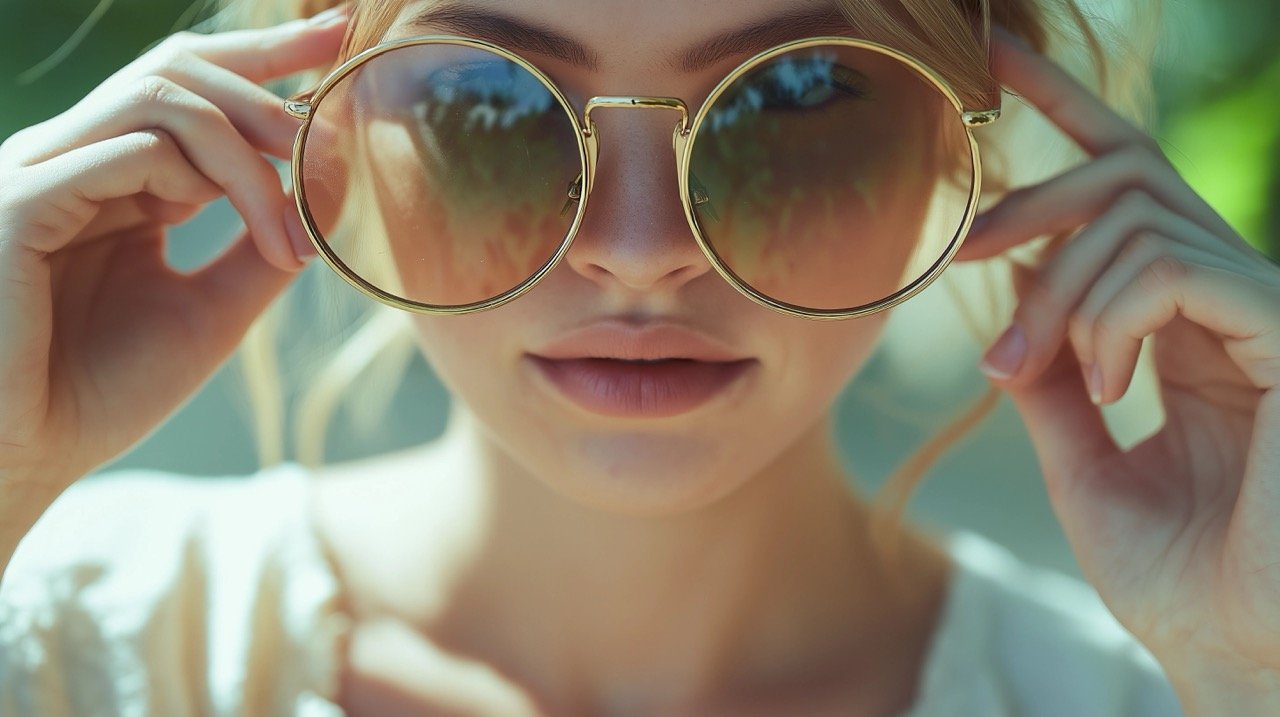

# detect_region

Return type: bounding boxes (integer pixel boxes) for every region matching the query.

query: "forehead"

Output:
[383,0,858,76]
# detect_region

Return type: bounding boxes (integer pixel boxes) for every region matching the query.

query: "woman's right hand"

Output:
[0,8,348,495]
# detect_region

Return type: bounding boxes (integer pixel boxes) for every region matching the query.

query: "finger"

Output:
[6,130,221,253]
[26,58,300,166]
[63,77,297,270]
[160,59,300,158]
[978,195,1255,388]
[185,223,301,358]
[1089,260,1280,404]
[9,10,347,169]
[73,195,203,243]
[134,194,204,227]
[955,144,1248,263]
[990,263,1124,496]
[1068,234,1253,402]
[991,25,1155,157]
[178,5,350,84]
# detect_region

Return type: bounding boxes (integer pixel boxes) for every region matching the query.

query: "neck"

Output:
[414,404,950,713]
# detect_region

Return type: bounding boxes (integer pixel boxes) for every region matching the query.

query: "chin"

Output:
[529,429,765,518]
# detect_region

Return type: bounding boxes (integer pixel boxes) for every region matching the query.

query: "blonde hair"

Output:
[220,0,1160,572]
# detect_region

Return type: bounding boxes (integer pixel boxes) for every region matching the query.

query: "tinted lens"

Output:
[687,43,976,312]
[300,43,584,308]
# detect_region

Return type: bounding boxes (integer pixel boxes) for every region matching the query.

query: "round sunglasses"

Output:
[284,33,1001,320]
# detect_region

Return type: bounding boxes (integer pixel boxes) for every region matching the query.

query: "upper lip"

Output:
[528,321,752,362]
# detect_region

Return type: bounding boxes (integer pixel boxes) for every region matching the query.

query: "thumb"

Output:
[187,210,308,357]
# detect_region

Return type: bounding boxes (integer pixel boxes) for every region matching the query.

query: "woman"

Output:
[1,0,1278,714]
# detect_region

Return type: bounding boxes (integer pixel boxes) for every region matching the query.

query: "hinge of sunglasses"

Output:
[284,90,318,120]
[961,108,1001,127]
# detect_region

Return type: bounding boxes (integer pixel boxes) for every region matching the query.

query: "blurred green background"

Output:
[1,0,1277,583]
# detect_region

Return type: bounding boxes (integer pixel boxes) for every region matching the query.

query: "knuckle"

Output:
[1137,254,1191,294]
[1117,138,1155,164]
[1014,266,1058,317]
[1140,141,1171,169]
[1008,267,1059,326]
[184,96,229,134]
[144,34,194,72]
[1067,311,1095,347]
[1121,135,1172,174]
[1113,187,1157,219]
[1110,141,1167,189]
[134,75,183,108]
[0,127,32,167]
[3,169,93,246]
[1092,312,1125,346]
[0,166,21,218]
[159,30,202,54]
[131,128,180,156]
[1122,131,1165,160]
[133,76,228,132]
[247,156,283,195]
[1119,230,1164,263]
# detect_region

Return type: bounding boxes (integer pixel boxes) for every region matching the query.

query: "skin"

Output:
[1,1,1279,716]
[315,2,955,714]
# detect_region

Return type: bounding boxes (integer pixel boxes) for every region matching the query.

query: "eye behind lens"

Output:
[298,41,585,311]
[686,41,977,314]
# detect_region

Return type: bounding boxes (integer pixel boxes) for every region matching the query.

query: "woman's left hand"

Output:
[954,26,1280,711]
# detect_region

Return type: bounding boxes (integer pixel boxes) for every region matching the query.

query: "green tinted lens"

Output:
[687,43,976,313]
[300,42,584,308]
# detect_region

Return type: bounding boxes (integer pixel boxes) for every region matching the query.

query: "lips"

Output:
[525,322,757,418]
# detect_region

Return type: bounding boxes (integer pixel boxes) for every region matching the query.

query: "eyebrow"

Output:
[406,4,855,73]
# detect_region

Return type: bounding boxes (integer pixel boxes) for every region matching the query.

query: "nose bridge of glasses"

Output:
[580,97,693,197]
[583,96,691,139]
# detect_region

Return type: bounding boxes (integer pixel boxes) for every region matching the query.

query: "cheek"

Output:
[367,119,525,306]
[689,80,969,313]
[408,311,507,390]
[772,312,891,409]
[359,107,582,308]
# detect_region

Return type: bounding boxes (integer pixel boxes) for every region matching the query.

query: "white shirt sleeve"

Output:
[903,528,1185,716]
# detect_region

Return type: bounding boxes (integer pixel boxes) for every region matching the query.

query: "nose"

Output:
[561,103,714,297]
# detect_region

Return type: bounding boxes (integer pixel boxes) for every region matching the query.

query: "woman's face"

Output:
[339,0,959,515]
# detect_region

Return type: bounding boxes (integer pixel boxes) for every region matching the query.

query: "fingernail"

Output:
[307,3,350,26]
[979,323,1027,380]
[1087,363,1104,405]
[284,205,316,266]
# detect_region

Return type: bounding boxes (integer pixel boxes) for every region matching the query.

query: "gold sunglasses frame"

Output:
[285,34,1001,320]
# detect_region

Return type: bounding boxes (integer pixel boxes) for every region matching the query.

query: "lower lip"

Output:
[526,355,756,418]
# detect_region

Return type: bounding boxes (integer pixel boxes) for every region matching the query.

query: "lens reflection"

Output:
[688,43,975,312]
[300,43,583,308]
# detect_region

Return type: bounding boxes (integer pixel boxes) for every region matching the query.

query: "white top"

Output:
[0,462,1184,716]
